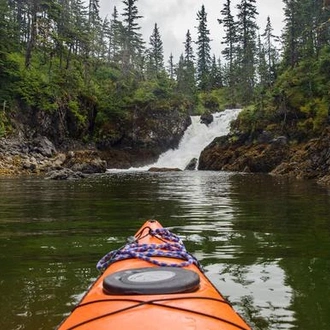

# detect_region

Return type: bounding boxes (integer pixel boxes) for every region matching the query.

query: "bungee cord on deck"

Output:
[96,227,199,272]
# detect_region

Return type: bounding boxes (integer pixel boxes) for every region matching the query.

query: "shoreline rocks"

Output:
[198,129,330,185]
[0,137,107,179]
[2,127,330,186]
[148,167,182,172]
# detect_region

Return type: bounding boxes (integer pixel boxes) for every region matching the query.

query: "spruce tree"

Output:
[88,0,100,27]
[87,0,102,58]
[176,53,186,93]
[25,0,39,67]
[236,0,259,103]
[167,53,174,79]
[282,0,328,63]
[218,0,237,88]
[121,0,145,69]
[261,16,278,85]
[209,55,223,89]
[183,29,196,95]
[175,52,197,111]
[184,30,194,64]
[147,23,164,77]
[256,34,268,89]
[282,0,300,67]
[109,6,123,62]
[100,17,111,61]
[196,5,212,91]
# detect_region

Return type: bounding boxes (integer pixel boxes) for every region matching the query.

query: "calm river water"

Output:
[1,171,330,330]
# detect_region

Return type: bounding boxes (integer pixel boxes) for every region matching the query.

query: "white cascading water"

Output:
[132,108,241,171]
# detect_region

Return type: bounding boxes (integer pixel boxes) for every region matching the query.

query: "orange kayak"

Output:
[58,220,251,330]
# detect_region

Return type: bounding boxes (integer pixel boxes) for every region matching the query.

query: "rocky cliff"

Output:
[198,129,330,185]
[96,108,191,169]
[1,106,191,176]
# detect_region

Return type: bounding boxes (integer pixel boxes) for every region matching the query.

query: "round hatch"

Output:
[103,267,200,295]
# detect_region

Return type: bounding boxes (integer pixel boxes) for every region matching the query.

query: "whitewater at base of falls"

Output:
[108,108,241,172]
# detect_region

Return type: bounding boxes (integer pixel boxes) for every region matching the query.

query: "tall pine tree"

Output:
[218,0,237,89]
[183,29,196,96]
[121,0,144,70]
[109,6,123,62]
[147,23,164,77]
[167,53,174,79]
[196,5,212,91]
[282,0,300,67]
[236,0,259,103]
[261,16,278,86]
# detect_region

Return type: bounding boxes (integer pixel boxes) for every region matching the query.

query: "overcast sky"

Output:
[99,0,285,62]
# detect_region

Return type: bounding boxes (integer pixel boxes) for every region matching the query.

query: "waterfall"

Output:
[107,109,241,172]
[149,109,241,170]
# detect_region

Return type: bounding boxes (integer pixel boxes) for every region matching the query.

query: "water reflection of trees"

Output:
[228,174,330,330]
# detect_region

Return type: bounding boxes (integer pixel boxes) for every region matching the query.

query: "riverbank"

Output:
[198,128,330,186]
[0,136,107,179]
[2,128,330,186]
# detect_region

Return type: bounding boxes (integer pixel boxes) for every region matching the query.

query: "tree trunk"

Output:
[25,9,37,68]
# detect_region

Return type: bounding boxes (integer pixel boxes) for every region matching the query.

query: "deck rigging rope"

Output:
[66,297,249,330]
[96,227,199,272]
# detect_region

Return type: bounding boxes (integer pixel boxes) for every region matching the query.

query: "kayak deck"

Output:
[58,220,251,330]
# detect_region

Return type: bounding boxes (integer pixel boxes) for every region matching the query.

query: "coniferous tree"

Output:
[88,0,100,27]
[1,0,19,52]
[183,29,196,95]
[256,34,268,89]
[196,5,212,91]
[147,23,164,77]
[217,58,224,87]
[10,0,26,45]
[121,0,145,70]
[218,0,237,89]
[55,0,87,68]
[236,0,259,103]
[87,0,102,58]
[261,16,278,85]
[100,17,111,61]
[176,53,185,92]
[167,53,174,79]
[209,55,223,89]
[282,0,300,67]
[69,0,89,57]
[25,0,39,67]
[0,0,18,104]
[282,0,330,67]
[184,29,194,64]
[109,6,123,62]
[317,0,330,51]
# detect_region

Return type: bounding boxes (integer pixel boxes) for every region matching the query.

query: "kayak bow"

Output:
[58,220,251,330]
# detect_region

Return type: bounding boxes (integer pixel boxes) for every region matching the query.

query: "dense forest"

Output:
[1,0,330,146]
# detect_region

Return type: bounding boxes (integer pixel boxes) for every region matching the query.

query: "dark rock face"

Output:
[1,103,191,175]
[63,150,107,174]
[271,131,330,181]
[98,108,192,168]
[198,128,330,185]
[44,150,107,180]
[198,132,290,173]
[185,158,198,170]
[0,137,107,178]
[8,101,192,170]
[32,136,57,157]
[12,107,74,145]
[200,113,214,126]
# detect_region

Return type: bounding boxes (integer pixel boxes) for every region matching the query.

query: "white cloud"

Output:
[99,0,285,62]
